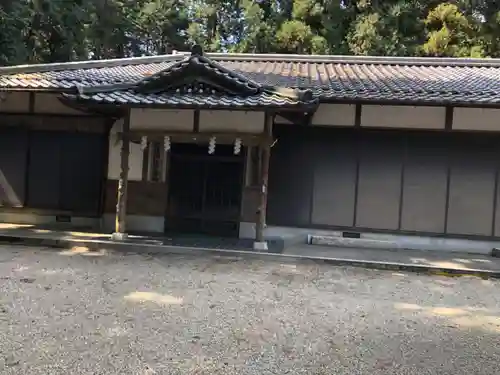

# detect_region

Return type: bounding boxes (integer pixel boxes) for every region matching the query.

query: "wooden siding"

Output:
[240,186,259,222]
[355,131,403,230]
[26,131,106,214]
[267,126,314,227]
[267,125,500,239]
[104,180,167,216]
[0,128,28,207]
[311,130,357,227]
[446,135,498,236]
[0,116,108,216]
[400,134,448,233]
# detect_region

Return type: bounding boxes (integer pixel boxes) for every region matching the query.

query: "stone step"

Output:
[308,234,399,250]
[308,233,498,256]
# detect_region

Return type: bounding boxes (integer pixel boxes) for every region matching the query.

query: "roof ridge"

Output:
[1,51,500,75]
[207,53,500,67]
[0,52,189,75]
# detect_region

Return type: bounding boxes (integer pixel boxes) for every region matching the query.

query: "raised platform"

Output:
[240,223,500,256]
[306,232,500,256]
[1,223,500,279]
[0,223,285,253]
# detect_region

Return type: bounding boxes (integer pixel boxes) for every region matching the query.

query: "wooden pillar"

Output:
[112,113,130,240]
[254,113,272,251]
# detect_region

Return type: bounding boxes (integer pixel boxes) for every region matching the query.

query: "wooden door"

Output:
[165,143,243,237]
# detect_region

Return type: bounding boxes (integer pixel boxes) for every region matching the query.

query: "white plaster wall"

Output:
[130,108,194,131]
[312,104,356,126]
[274,104,355,126]
[107,120,143,180]
[0,92,30,113]
[33,93,86,115]
[361,105,446,129]
[452,108,500,131]
[199,110,265,133]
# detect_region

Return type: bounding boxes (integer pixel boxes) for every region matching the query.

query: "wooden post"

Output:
[254,113,272,251]
[112,113,130,240]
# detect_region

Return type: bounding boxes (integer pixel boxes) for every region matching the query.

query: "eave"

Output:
[59,93,319,113]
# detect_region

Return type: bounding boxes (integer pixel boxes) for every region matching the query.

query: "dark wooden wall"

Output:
[267,125,500,238]
[0,127,29,207]
[0,119,108,216]
[103,180,167,216]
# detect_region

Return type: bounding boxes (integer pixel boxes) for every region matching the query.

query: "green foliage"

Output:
[422,3,485,57]
[0,0,497,65]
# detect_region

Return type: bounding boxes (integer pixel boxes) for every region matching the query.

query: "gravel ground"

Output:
[0,245,499,375]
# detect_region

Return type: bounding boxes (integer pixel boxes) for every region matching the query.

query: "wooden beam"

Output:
[127,130,265,146]
[254,113,273,250]
[141,141,150,181]
[29,92,35,113]
[193,109,200,133]
[445,107,453,131]
[354,104,362,127]
[113,114,131,239]
[0,113,109,133]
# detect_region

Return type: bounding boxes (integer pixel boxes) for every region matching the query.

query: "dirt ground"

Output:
[0,245,499,375]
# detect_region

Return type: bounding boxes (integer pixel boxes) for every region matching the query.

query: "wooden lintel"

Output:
[0,113,109,133]
[127,130,266,146]
[193,110,200,132]
[128,129,265,137]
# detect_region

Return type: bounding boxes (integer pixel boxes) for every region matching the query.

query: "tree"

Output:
[136,0,190,54]
[421,3,485,57]
[0,0,28,64]
[0,0,498,65]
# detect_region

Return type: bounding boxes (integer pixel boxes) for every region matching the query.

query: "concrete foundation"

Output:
[239,221,500,255]
[308,231,500,255]
[111,232,128,241]
[102,214,164,233]
[0,212,100,230]
[2,213,497,255]
[253,241,268,251]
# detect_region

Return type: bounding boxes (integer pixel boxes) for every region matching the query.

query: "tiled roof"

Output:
[1,51,500,105]
[61,48,317,109]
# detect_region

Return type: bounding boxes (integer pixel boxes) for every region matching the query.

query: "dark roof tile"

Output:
[1,53,500,105]
[65,90,311,109]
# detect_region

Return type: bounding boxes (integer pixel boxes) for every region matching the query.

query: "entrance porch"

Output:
[61,45,317,250]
